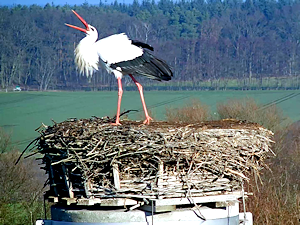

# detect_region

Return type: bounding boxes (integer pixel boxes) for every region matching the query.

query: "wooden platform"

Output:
[48,191,246,213]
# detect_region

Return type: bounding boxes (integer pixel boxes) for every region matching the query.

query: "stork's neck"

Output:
[80,34,97,45]
[74,34,99,77]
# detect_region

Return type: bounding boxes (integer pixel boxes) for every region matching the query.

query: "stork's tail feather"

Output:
[148,54,173,81]
[111,51,173,81]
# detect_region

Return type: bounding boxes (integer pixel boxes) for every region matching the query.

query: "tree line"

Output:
[1,0,300,91]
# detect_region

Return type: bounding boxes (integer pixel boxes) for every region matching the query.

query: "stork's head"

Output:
[65,10,99,77]
[65,10,98,41]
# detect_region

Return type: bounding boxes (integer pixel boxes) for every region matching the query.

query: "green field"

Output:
[1,90,300,150]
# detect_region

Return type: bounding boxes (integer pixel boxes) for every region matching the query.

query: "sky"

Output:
[0,0,128,6]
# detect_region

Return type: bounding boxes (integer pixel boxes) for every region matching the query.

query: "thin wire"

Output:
[131,94,193,114]
[186,179,206,221]
[151,184,154,225]
[258,92,300,111]
[241,179,246,225]
[44,195,47,220]
[151,201,154,225]
[260,92,296,108]
[227,201,230,225]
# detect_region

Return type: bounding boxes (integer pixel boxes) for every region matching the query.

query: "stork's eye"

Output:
[91,27,95,31]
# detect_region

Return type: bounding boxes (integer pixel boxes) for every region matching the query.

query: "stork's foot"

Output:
[143,116,153,125]
[111,123,121,126]
[111,120,121,126]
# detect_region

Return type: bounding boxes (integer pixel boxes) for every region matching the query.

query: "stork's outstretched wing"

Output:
[96,33,172,81]
[111,51,172,81]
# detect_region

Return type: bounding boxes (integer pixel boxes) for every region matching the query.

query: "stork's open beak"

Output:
[65,10,89,33]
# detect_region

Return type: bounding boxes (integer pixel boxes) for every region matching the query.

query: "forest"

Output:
[1,0,300,91]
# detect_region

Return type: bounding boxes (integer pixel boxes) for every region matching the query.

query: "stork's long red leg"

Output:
[112,77,123,126]
[129,74,152,125]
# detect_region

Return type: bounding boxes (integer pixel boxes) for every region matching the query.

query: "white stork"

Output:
[65,10,173,125]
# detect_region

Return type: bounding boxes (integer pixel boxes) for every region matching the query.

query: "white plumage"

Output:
[74,34,99,77]
[66,10,173,125]
[96,33,144,65]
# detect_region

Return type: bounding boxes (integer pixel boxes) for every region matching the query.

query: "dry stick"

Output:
[15,137,39,165]
[61,137,92,177]
[86,139,102,156]
[51,156,74,165]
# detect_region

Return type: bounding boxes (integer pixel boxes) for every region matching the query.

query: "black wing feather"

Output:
[111,51,173,81]
[131,40,154,51]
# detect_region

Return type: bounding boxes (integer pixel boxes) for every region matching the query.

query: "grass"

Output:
[0,90,300,150]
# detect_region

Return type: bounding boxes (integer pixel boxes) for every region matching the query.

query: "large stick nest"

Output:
[36,117,274,200]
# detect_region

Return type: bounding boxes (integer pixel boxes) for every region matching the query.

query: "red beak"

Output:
[65,10,89,33]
